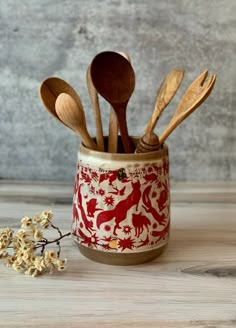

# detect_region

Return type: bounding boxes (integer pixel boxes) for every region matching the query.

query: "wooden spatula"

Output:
[135,69,184,153]
[145,69,185,134]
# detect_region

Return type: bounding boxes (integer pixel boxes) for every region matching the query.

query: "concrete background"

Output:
[0,0,235,181]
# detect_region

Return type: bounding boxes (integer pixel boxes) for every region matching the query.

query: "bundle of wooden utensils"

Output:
[39,51,216,154]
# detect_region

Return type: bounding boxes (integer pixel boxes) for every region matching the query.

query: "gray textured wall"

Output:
[0,0,235,181]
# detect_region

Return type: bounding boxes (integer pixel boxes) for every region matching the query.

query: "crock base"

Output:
[76,243,168,265]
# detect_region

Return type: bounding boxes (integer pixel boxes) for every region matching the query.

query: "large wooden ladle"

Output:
[108,51,132,153]
[159,70,217,145]
[90,51,135,153]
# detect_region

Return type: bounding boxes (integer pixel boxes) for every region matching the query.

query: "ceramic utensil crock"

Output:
[72,137,170,265]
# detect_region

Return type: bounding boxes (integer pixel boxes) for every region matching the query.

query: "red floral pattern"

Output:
[72,156,170,253]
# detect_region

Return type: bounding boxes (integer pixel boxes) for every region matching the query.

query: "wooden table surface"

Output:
[0,180,235,328]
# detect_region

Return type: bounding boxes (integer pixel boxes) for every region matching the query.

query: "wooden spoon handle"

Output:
[108,108,119,153]
[135,132,160,153]
[114,104,133,153]
[158,117,182,145]
[86,65,104,151]
[75,126,98,150]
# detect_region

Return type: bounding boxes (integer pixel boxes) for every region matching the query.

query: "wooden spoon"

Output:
[159,70,217,145]
[145,68,185,134]
[55,93,98,150]
[135,68,184,153]
[86,65,104,151]
[90,51,135,153]
[39,77,83,127]
[108,51,132,153]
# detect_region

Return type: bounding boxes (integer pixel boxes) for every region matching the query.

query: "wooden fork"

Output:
[159,70,216,145]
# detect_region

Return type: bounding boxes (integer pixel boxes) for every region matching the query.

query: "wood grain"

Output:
[0,180,235,327]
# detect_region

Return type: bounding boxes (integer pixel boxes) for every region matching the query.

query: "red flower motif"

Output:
[90,233,99,245]
[104,195,114,206]
[97,188,105,196]
[123,225,132,235]
[118,236,135,251]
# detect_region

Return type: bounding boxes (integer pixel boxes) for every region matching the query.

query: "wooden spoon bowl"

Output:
[90,51,135,153]
[39,77,83,126]
[55,92,97,150]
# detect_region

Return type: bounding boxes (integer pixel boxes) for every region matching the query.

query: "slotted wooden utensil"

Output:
[159,70,216,145]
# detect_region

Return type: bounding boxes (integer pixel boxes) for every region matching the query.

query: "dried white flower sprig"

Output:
[0,210,71,277]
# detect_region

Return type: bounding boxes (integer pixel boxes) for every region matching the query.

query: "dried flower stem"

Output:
[35,231,71,255]
[0,210,71,277]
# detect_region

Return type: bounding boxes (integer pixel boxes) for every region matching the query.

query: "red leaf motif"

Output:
[122,225,132,235]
